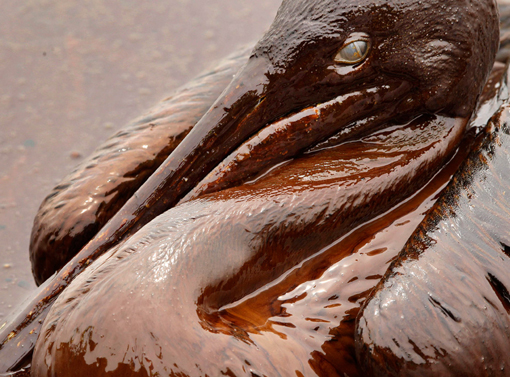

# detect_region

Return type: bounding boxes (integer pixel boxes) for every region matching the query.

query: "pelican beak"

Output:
[132,56,286,219]
[130,54,413,226]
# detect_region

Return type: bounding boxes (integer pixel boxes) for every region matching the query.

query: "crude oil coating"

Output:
[28,64,503,374]
[31,114,469,376]
[0,0,504,375]
[356,78,510,376]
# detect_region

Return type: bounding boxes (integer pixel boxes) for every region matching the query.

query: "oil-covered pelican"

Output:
[0,0,506,375]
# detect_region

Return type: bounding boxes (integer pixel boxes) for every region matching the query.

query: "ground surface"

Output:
[0,0,280,322]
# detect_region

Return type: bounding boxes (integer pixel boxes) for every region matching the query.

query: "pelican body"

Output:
[0,0,507,376]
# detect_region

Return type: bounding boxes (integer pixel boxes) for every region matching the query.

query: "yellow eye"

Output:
[334,40,370,64]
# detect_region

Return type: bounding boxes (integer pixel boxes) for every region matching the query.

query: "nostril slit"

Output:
[487,273,510,314]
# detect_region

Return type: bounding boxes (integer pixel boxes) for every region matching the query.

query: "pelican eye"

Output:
[334,40,370,64]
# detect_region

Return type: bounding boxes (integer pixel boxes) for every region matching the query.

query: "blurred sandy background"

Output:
[0,0,280,321]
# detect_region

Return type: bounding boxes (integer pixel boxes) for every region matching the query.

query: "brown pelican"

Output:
[0,0,507,375]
